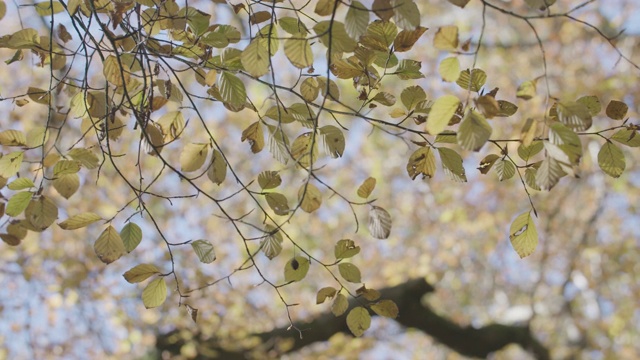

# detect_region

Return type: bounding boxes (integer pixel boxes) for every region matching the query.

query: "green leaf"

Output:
[67,148,100,169]
[316,287,338,304]
[142,278,167,309]
[517,141,544,161]
[298,183,322,213]
[319,125,345,158]
[495,100,518,117]
[535,156,565,191]
[456,69,486,92]
[241,40,270,77]
[265,192,289,216]
[191,239,216,264]
[25,196,58,231]
[372,92,396,106]
[611,129,640,147]
[338,263,361,283]
[368,206,392,239]
[58,212,102,230]
[457,110,492,151]
[393,0,420,30]
[400,85,426,111]
[0,130,27,146]
[509,211,538,258]
[346,307,371,337]
[426,95,460,135]
[284,256,310,282]
[5,191,32,217]
[207,149,227,185]
[335,239,361,259]
[180,143,209,172]
[525,167,541,191]
[598,142,625,178]
[370,300,399,318]
[438,147,467,182]
[406,147,436,180]
[283,35,314,69]
[7,178,35,190]
[494,159,516,181]
[261,224,283,260]
[345,1,369,39]
[267,125,290,164]
[576,95,601,116]
[605,100,628,120]
[331,293,349,316]
[94,225,125,264]
[313,21,357,53]
[0,151,24,178]
[394,59,423,80]
[435,131,457,144]
[53,173,80,199]
[53,160,81,176]
[121,222,143,253]
[26,127,49,148]
[123,264,160,283]
[438,57,460,82]
[258,171,281,189]
[219,71,246,107]
[549,123,582,164]
[556,101,592,131]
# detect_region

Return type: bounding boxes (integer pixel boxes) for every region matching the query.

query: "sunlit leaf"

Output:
[142,278,167,309]
[509,211,538,258]
[576,95,601,116]
[291,132,317,168]
[94,225,125,264]
[338,263,361,283]
[335,239,361,259]
[457,110,492,151]
[241,122,265,154]
[316,287,338,304]
[258,171,282,190]
[0,151,24,178]
[400,85,426,111]
[346,307,371,337]
[219,71,246,107]
[456,69,486,92]
[7,178,34,190]
[392,0,420,30]
[300,77,319,102]
[58,212,102,230]
[265,193,290,216]
[433,25,458,51]
[298,183,322,213]
[180,143,209,172]
[331,293,349,316]
[406,147,436,180]
[207,149,227,185]
[0,130,26,146]
[319,125,345,158]
[516,80,537,100]
[121,222,142,253]
[67,148,100,169]
[284,256,310,282]
[370,300,399,318]
[556,101,592,131]
[357,177,376,198]
[494,159,516,181]
[426,95,459,135]
[53,173,80,199]
[261,225,283,260]
[5,191,32,217]
[438,57,460,82]
[611,129,640,147]
[495,100,518,117]
[372,92,396,106]
[345,1,368,40]
[535,156,565,190]
[123,264,160,283]
[438,147,467,182]
[598,142,625,178]
[517,141,544,161]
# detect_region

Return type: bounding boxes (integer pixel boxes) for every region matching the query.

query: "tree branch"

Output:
[155,279,549,359]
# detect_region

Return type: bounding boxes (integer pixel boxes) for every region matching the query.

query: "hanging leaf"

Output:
[356,285,381,301]
[556,101,592,131]
[313,21,357,53]
[478,154,500,174]
[300,77,319,102]
[535,156,565,190]
[53,173,80,199]
[357,177,376,198]
[525,167,541,191]
[94,225,126,264]
[368,206,392,239]
[370,300,399,318]
[258,171,282,189]
[605,100,628,120]
[331,293,349,316]
[0,130,26,146]
[426,95,460,135]
[25,196,58,231]
[495,100,518,117]
[457,110,492,151]
[291,132,317,168]
[241,122,264,154]
[123,264,160,283]
[598,142,625,178]
[447,0,470,8]
[346,307,371,337]
[316,287,338,304]
[67,148,100,169]
[372,92,396,106]
[103,55,130,86]
[219,71,246,107]
[284,35,313,68]
[319,125,345,158]
[315,0,338,16]
[438,147,467,182]
[476,95,500,118]
[261,225,283,260]
[190,239,216,264]
[121,222,142,253]
[438,57,460,82]
[433,25,458,51]
[335,239,361,259]
[265,192,290,216]
[5,191,32,217]
[392,0,420,30]
[284,256,310,282]
[58,212,102,230]
[393,26,427,52]
[0,151,24,178]
[576,95,601,116]
[517,141,544,161]
[338,263,362,283]
[207,149,227,185]
[7,178,35,190]
[316,76,341,101]
[400,85,426,111]
[298,183,322,213]
[494,159,516,181]
[509,211,538,258]
[142,278,167,309]
[267,125,290,164]
[456,69,486,92]
[406,147,436,180]
[345,1,369,40]
[180,143,209,172]
[611,129,640,147]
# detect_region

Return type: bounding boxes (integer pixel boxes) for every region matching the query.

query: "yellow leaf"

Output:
[94,225,125,264]
[298,183,322,213]
[142,278,167,308]
[53,173,80,199]
[426,95,460,135]
[509,211,538,258]
[25,196,58,231]
[58,212,102,230]
[180,143,209,172]
[438,57,460,82]
[346,307,371,337]
[433,25,458,51]
[123,264,160,283]
[356,177,376,198]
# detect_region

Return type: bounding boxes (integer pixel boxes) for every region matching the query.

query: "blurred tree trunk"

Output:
[155,278,550,359]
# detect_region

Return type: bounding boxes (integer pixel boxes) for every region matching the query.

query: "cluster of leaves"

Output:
[0,0,638,339]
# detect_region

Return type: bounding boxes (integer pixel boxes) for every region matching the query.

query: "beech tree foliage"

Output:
[0,0,638,347]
